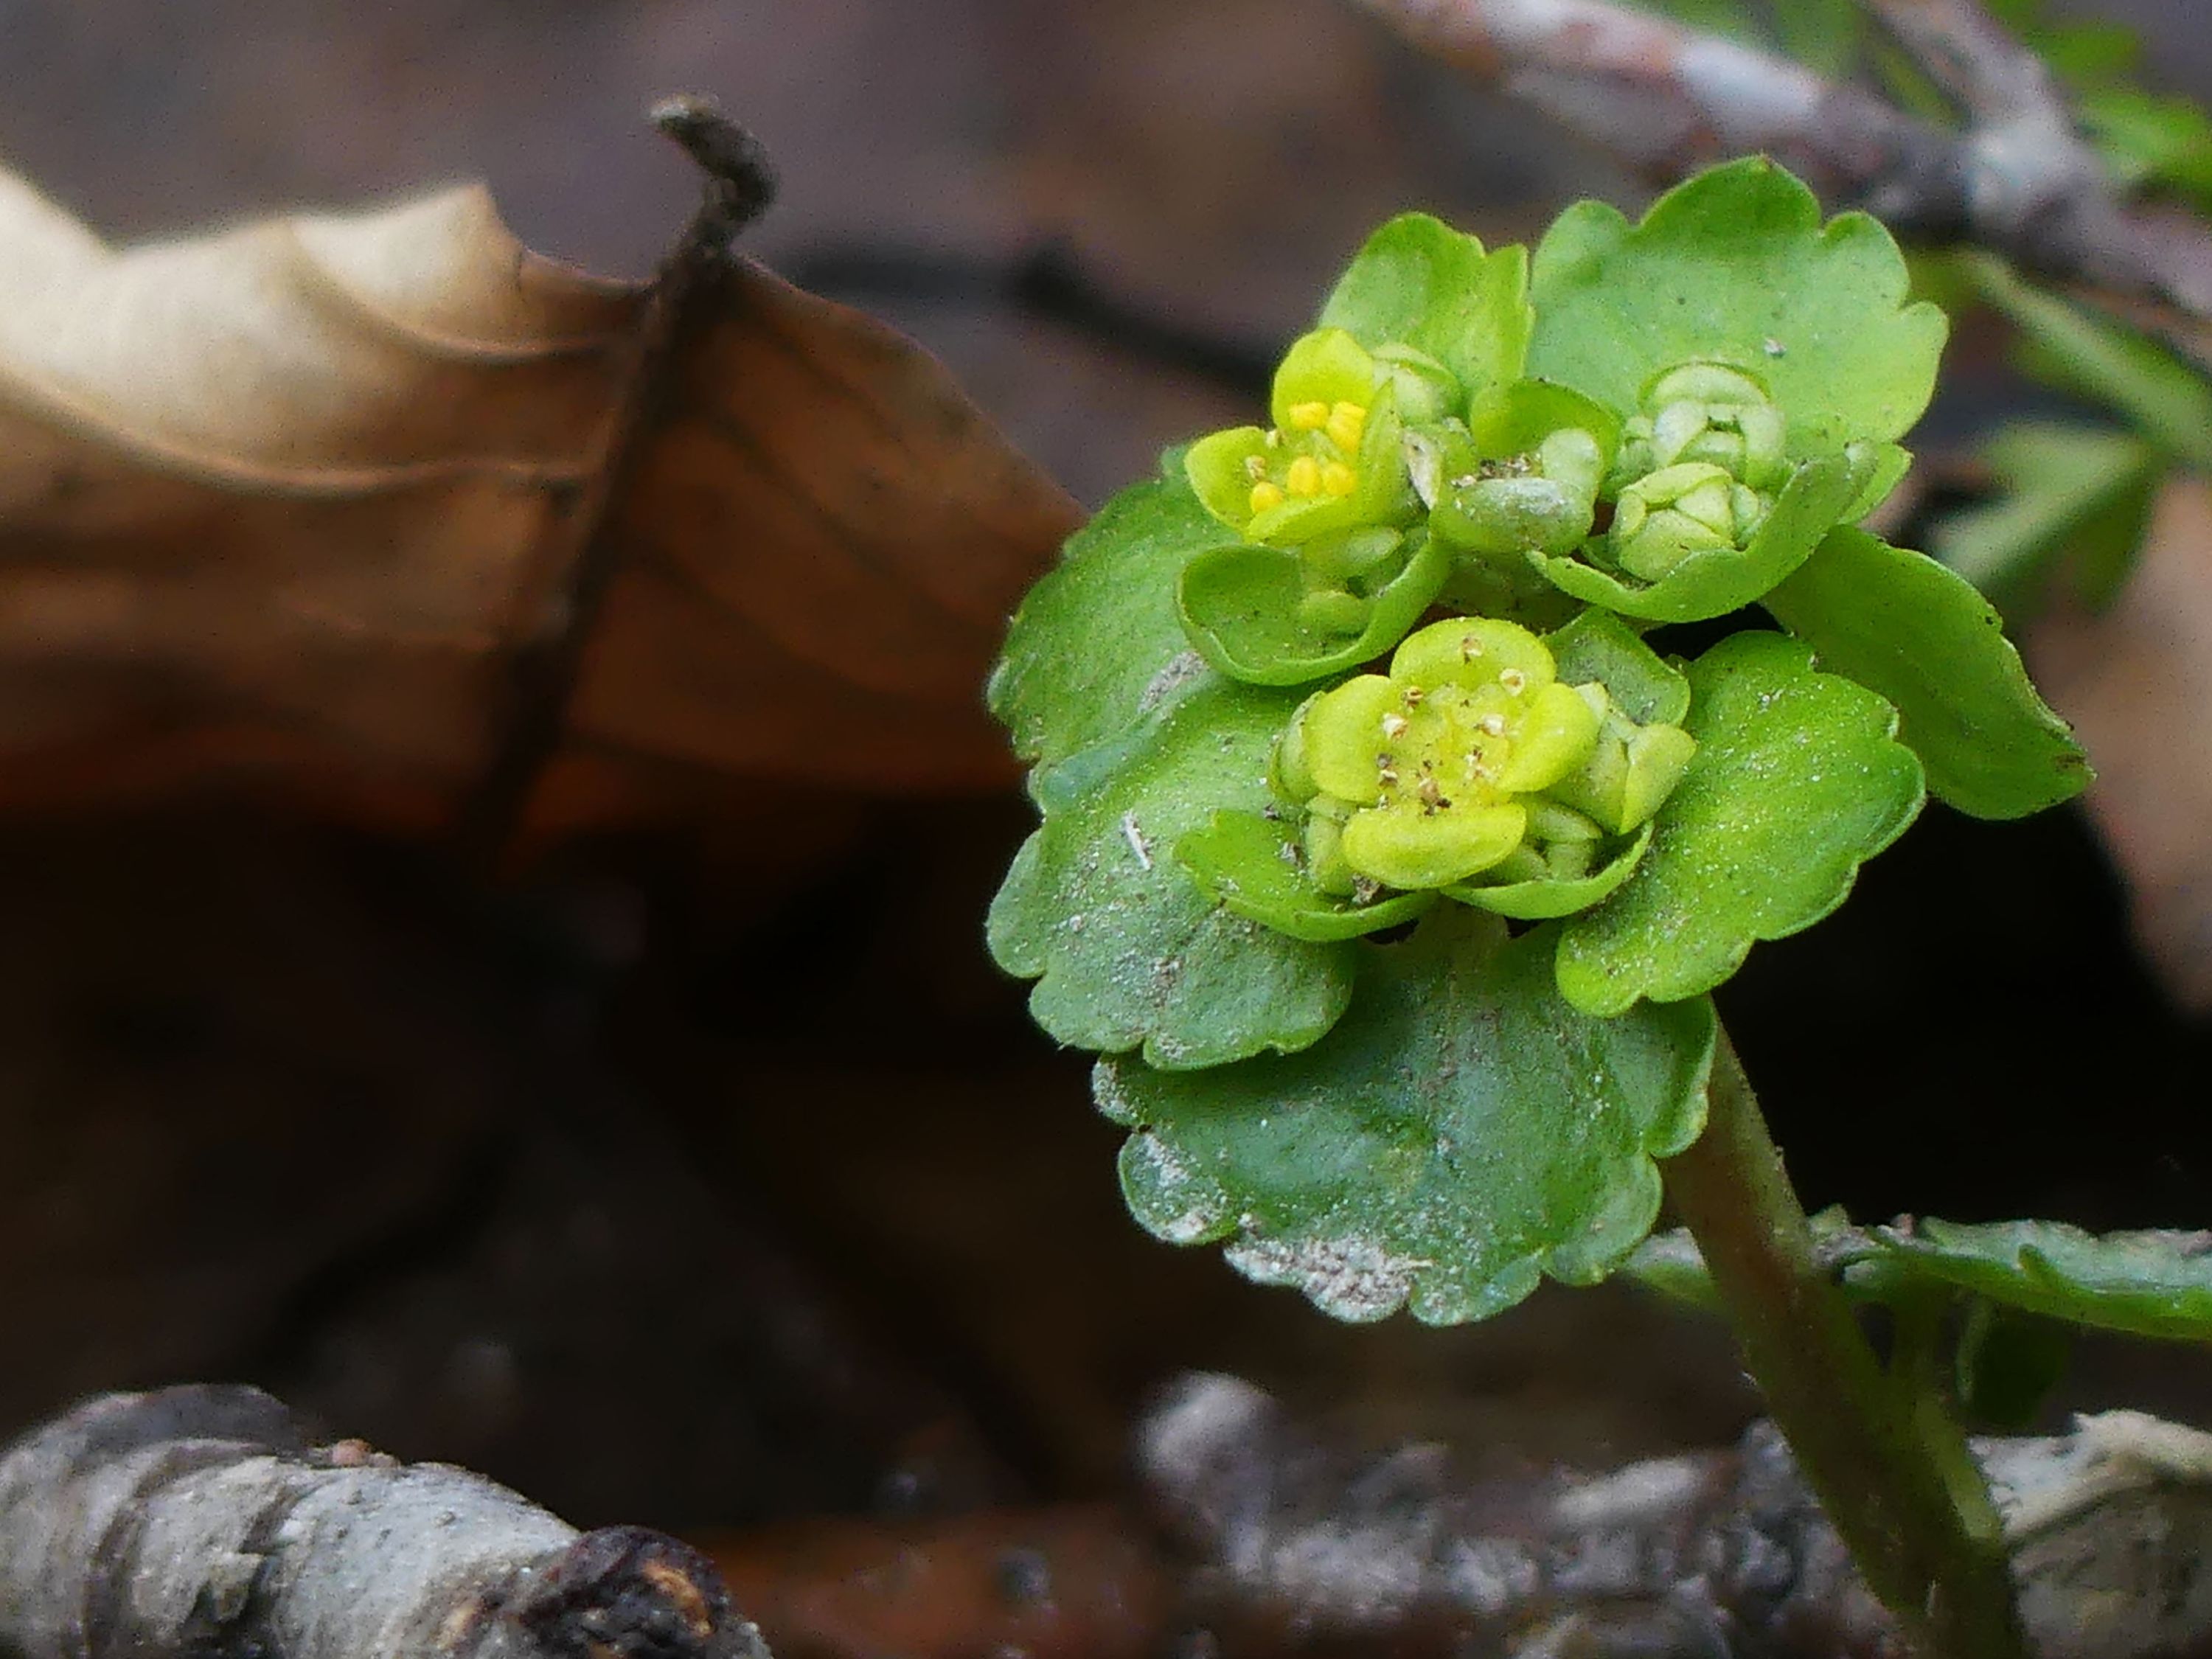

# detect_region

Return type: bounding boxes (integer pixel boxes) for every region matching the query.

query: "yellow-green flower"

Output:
[1186,329,1416,546]
[1276,618,1601,891]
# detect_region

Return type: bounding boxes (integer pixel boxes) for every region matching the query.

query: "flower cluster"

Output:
[990,158,2080,1052]
[1170,302,1817,926]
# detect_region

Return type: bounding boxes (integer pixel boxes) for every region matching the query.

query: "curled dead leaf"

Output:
[0,114,1081,845]
[2027,474,2212,1010]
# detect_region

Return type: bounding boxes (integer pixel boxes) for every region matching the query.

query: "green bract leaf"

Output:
[1765,527,2091,820]
[1447,821,1652,919]
[987,472,1227,768]
[1853,1220,2212,1343]
[1545,608,1690,724]
[1528,159,1946,459]
[1319,213,1532,400]
[1176,530,1452,686]
[1930,422,2160,613]
[1178,809,1435,942]
[1557,631,1925,1015]
[1531,447,1869,623]
[987,675,1355,1068]
[1096,910,1715,1323]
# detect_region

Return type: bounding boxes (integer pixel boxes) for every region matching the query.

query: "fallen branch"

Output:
[1142,1374,2212,1658]
[0,1386,767,1659]
[1346,0,2212,319]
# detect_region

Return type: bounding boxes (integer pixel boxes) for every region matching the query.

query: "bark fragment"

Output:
[0,1385,768,1659]
[1141,1374,2212,1659]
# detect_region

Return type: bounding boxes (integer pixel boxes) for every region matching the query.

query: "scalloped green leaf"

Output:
[1531,448,1868,623]
[1633,1216,2212,1345]
[987,674,1354,1068]
[1852,1220,2212,1343]
[1318,214,1531,398]
[1557,631,1925,1015]
[987,471,1231,769]
[1625,1211,1865,1314]
[1096,910,1715,1324]
[1447,823,1652,920]
[1178,809,1435,942]
[1528,159,1946,458]
[1177,533,1453,687]
[1765,527,2091,820]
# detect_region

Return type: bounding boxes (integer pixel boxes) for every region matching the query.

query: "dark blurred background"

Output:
[2,0,2211,1546]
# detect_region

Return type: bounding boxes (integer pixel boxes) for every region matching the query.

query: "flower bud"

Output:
[1610,462,1748,580]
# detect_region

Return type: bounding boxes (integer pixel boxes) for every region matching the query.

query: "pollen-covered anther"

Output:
[1320,461,1358,498]
[1325,400,1368,451]
[1287,400,1330,431]
[1285,456,1324,497]
[1248,481,1284,515]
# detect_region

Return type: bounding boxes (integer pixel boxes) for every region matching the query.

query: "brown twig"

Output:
[1346,0,2212,318]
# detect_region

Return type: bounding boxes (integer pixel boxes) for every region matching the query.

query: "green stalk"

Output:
[1663,1029,2025,1659]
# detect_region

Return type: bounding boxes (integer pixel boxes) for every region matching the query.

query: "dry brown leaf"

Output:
[2027,473,2212,1009]
[0,119,1080,843]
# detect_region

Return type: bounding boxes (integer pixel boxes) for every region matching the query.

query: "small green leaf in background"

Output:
[1964,253,2212,471]
[1319,213,1532,400]
[1954,1301,2072,1431]
[1930,422,2160,614]
[987,675,1354,1069]
[1557,630,1926,1015]
[1528,159,1947,460]
[1853,1220,2212,1343]
[1098,909,1714,1324]
[1770,0,1863,77]
[1765,526,2091,819]
[2079,88,2212,211]
[988,470,1228,768]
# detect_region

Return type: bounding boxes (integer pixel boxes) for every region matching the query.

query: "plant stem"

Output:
[1663,1029,2027,1659]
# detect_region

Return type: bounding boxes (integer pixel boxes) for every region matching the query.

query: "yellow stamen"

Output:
[1285,456,1323,497]
[1287,401,1330,431]
[1248,481,1285,515]
[1326,401,1368,451]
[1320,461,1357,498]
